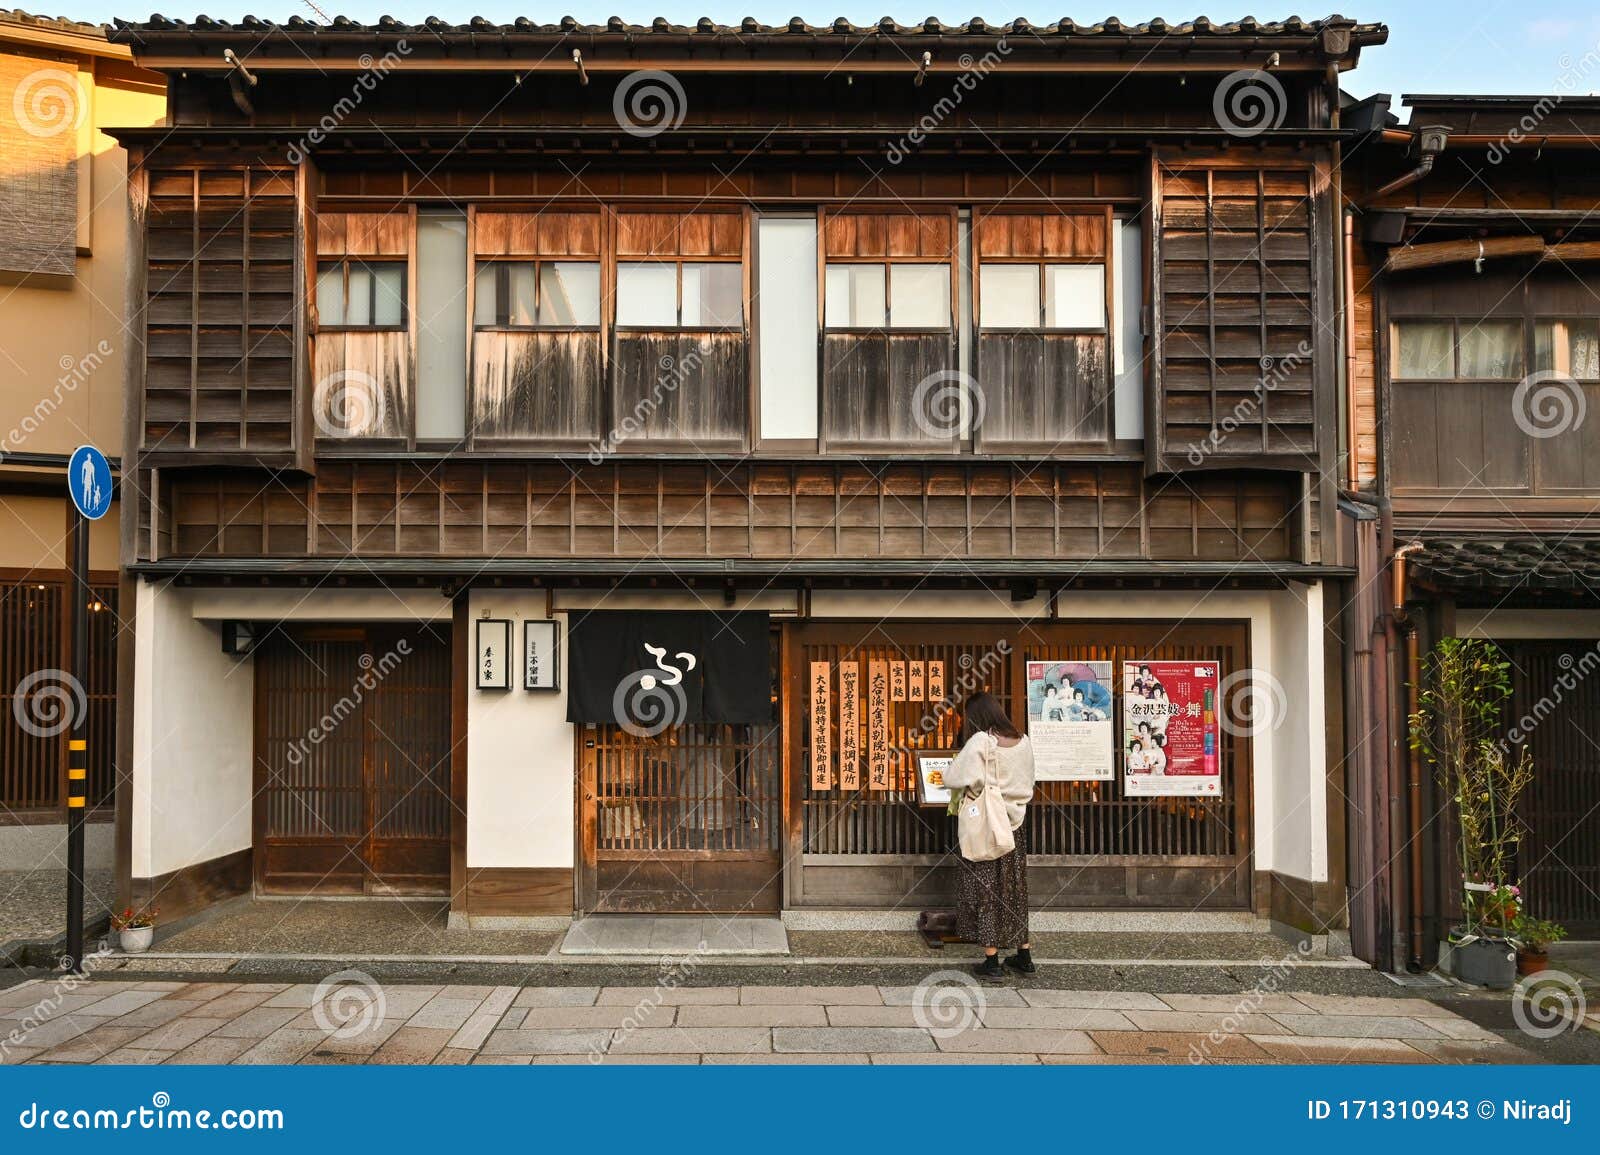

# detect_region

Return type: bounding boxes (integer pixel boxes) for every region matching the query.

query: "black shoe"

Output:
[1004,949,1036,975]
[972,954,1003,979]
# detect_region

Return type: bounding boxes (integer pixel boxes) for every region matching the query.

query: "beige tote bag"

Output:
[957,732,1016,862]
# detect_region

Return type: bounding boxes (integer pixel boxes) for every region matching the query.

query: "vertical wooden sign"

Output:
[837,661,860,790]
[868,660,890,790]
[809,661,831,790]
[908,660,925,701]
[890,661,908,701]
[927,660,946,704]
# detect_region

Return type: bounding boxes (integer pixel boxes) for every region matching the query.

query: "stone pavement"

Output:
[0,869,117,957]
[0,977,1571,1065]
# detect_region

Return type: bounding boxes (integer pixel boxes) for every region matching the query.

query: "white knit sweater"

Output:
[941,732,1036,830]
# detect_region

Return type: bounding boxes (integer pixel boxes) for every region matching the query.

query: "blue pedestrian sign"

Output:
[67,444,112,521]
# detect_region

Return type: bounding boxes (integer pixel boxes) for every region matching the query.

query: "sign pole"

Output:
[65,507,88,973]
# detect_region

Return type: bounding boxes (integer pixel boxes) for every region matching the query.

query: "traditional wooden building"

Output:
[1344,93,1600,970]
[106,15,1387,935]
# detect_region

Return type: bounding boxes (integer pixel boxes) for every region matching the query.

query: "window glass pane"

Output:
[889,263,949,328]
[1045,264,1107,328]
[372,264,405,327]
[1536,320,1600,379]
[1458,321,1522,379]
[416,211,467,441]
[316,264,345,326]
[1393,321,1453,379]
[539,262,600,327]
[473,265,497,327]
[617,262,678,326]
[345,265,372,326]
[506,264,536,327]
[680,262,742,327]
[979,265,1040,328]
[824,264,886,328]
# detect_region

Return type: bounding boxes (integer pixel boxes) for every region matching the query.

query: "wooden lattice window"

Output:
[141,165,298,454]
[1151,161,1324,472]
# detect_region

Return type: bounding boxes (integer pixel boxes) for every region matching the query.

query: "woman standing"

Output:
[942,692,1037,978]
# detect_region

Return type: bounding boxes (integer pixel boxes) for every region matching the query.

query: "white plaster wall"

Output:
[466,590,575,869]
[131,580,255,879]
[188,587,449,622]
[1458,609,1600,640]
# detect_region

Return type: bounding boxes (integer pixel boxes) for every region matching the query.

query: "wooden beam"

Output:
[1382,234,1545,274]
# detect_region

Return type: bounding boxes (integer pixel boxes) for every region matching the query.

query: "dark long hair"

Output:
[959,692,1020,743]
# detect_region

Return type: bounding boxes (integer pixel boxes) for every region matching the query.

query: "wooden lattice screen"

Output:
[0,578,118,814]
[1151,159,1325,473]
[142,164,299,455]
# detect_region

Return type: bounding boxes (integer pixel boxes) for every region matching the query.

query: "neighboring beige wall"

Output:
[0,24,163,463]
[0,495,120,573]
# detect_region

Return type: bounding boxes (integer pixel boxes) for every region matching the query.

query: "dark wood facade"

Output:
[109,17,1384,917]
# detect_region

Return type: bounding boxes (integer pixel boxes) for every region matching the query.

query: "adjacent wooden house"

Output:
[107,16,1385,935]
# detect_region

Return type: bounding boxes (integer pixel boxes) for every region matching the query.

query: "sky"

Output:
[55,2,1600,102]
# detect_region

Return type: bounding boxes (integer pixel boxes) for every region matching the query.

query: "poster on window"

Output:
[1025,660,1114,781]
[1122,659,1222,798]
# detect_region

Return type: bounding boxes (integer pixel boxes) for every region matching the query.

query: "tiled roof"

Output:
[111,13,1386,41]
[2,7,107,35]
[1411,537,1600,596]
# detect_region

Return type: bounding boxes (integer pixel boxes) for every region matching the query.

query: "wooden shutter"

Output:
[142,164,298,456]
[1150,159,1327,473]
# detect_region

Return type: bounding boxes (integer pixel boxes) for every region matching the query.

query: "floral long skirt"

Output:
[955,824,1030,948]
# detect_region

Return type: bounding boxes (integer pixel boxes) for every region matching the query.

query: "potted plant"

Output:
[111,908,158,954]
[1512,914,1567,975]
[1410,638,1534,990]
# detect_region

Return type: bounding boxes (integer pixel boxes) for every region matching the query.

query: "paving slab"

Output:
[96,1048,173,1065]
[774,1027,936,1054]
[1157,993,1315,1014]
[1092,1029,1265,1061]
[1126,1010,1294,1036]
[1292,994,1461,1018]
[742,985,882,1005]
[609,1027,772,1055]
[164,1034,258,1064]
[368,1026,457,1064]
[1269,1013,1447,1040]
[32,1026,151,1063]
[597,986,738,1006]
[1403,1038,1542,1065]
[518,1005,667,1029]
[127,1016,228,1053]
[978,1007,1136,1032]
[480,1029,613,1056]
[513,987,600,1008]
[1249,1035,1430,1064]
[934,1028,1099,1055]
[677,1004,828,1027]
[1019,989,1169,1011]
[209,1007,301,1039]
[880,984,1027,1007]
[874,1052,1041,1064]
[235,1028,330,1065]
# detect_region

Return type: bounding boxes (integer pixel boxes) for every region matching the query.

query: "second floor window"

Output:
[823,263,950,329]
[616,261,742,328]
[473,261,601,328]
[1392,319,1523,380]
[978,263,1105,331]
[316,259,406,328]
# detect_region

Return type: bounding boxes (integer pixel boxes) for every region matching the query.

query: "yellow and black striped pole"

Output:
[64,509,88,973]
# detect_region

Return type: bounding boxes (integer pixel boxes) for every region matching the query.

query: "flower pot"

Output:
[1517,948,1550,976]
[118,926,153,954]
[1451,936,1517,989]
